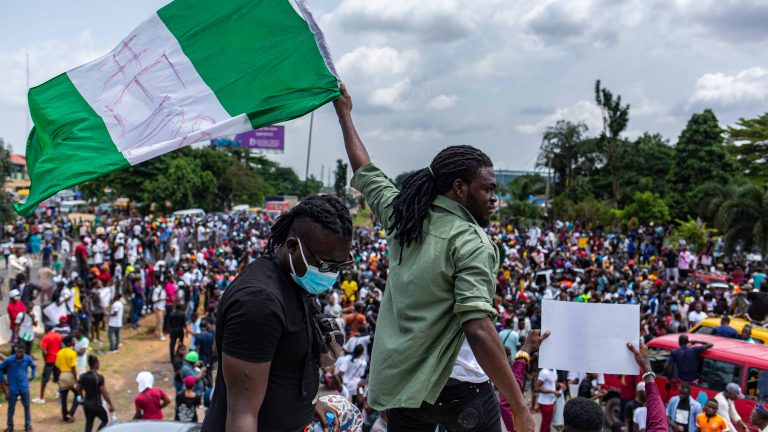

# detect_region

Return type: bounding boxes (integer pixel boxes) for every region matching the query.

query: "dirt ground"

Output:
[1,314,190,432]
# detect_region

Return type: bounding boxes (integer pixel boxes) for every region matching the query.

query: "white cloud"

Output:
[670,0,768,43]
[428,94,457,110]
[367,127,443,142]
[337,46,419,81]
[516,100,603,134]
[369,79,411,109]
[686,67,768,109]
[328,0,478,43]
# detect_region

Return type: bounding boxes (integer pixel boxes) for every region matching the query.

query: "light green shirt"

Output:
[351,163,499,410]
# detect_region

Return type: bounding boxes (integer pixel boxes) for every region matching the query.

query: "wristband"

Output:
[514,350,531,363]
[642,371,656,380]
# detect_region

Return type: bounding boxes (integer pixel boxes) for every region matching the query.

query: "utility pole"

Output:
[303,112,314,196]
[25,47,30,134]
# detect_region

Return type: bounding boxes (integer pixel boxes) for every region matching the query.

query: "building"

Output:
[495,169,540,186]
[5,153,30,194]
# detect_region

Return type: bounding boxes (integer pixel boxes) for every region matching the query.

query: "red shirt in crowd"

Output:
[75,243,88,261]
[135,387,168,419]
[7,300,27,330]
[40,331,63,364]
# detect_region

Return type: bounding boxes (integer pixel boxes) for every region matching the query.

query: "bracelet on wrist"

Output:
[514,350,531,363]
[642,371,656,381]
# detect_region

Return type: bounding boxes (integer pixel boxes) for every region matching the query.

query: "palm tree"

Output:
[716,184,768,254]
[537,120,588,197]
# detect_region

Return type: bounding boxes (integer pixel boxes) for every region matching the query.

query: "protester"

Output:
[710,316,739,339]
[77,355,116,432]
[714,383,748,432]
[626,382,647,432]
[665,335,713,383]
[665,383,702,432]
[696,400,728,432]
[175,375,201,422]
[203,195,352,432]
[336,84,533,431]
[7,289,27,343]
[14,301,37,354]
[134,371,171,420]
[168,302,189,362]
[0,345,36,432]
[107,292,124,353]
[56,335,80,422]
[750,405,768,432]
[34,325,62,404]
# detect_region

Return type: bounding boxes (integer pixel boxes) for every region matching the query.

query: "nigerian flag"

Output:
[16,0,339,215]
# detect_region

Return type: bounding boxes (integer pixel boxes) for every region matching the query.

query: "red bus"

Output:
[605,334,768,431]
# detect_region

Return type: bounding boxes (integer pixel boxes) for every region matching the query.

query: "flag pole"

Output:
[303,111,315,196]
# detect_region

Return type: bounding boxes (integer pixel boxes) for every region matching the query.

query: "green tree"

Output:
[394,170,416,189]
[727,112,768,184]
[0,139,16,223]
[716,183,768,254]
[621,191,670,226]
[537,120,588,197]
[615,133,674,205]
[500,174,546,223]
[672,219,716,252]
[668,109,739,218]
[334,159,348,198]
[595,80,630,204]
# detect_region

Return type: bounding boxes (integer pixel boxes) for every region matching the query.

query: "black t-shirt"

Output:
[664,251,678,268]
[169,310,188,333]
[196,331,214,364]
[79,371,104,404]
[202,257,318,432]
[176,392,200,422]
[748,291,768,321]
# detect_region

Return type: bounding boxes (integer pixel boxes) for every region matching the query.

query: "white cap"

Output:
[8,289,20,299]
[636,382,646,392]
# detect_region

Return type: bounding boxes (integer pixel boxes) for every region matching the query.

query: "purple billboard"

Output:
[234,126,285,151]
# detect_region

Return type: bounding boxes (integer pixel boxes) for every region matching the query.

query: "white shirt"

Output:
[337,355,367,397]
[152,286,167,310]
[450,340,489,384]
[633,407,647,431]
[109,301,124,328]
[537,368,558,405]
[74,336,90,378]
[687,310,707,326]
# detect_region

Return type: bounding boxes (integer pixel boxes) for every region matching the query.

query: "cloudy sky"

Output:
[2,0,767,185]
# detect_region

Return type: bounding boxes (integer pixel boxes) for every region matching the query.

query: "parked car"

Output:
[604,334,768,431]
[689,317,768,344]
[103,421,201,432]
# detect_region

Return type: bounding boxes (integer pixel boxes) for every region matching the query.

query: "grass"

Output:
[353,207,373,228]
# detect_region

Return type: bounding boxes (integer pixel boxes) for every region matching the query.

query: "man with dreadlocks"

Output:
[335,84,535,432]
[202,195,354,432]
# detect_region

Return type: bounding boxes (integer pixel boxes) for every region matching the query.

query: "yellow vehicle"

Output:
[690,317,768,344]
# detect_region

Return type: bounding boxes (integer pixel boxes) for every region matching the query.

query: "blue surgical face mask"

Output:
[289,238,338,295]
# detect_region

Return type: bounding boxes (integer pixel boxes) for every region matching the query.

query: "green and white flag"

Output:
[16,0,339,215]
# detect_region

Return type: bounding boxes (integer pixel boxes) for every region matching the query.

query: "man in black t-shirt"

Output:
[202,195,354,432]
[77,355,115,432]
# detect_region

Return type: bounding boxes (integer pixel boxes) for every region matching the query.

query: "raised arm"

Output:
[222,354,270,432]
[334,84,371,172]
[628,342,669,432]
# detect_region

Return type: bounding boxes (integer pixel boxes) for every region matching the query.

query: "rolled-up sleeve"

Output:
[350,164,398,232]
[452,230,498,323]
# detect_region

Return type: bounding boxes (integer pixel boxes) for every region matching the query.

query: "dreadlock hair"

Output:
[267,195,353,255]
[390,145,492,248]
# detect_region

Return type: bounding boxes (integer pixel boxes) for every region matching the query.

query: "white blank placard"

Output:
[539,300,641,375]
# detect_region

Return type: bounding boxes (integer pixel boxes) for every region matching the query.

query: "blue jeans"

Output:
[8,389,31,429]
[131,296,144,325]
[108,326,121,351]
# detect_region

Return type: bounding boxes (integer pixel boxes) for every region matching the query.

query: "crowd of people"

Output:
[0,209,270,431]
[0,198,767,431]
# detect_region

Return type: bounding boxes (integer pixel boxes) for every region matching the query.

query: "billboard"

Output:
[210,125,284,152]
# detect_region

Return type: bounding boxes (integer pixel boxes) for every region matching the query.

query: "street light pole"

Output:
[303,111,315,196]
